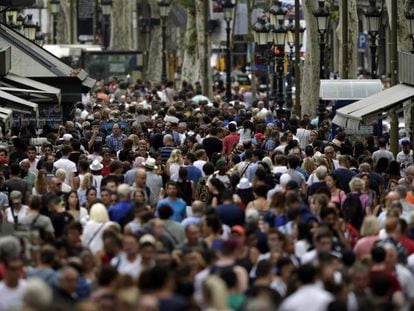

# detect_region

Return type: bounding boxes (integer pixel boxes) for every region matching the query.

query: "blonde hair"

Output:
[202,276,228,310]
[349,177,365,192]
[80,173,93,191]
[167,149,184,165]
[34,169,48,195]
[360,215,380,236]
[55,168,66,181]
[89,203,109,223]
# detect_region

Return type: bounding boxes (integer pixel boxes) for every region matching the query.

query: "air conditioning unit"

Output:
[0,46,11,76]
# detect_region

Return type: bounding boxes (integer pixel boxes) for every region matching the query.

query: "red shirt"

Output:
[399,235,414,255]
[223,133,239,155]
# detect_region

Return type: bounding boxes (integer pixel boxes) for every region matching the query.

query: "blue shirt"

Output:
[156,197,187,222]
[109,200,132,223]
[105,133,127,152]
[186,165,202,185]
[246,162,259,182]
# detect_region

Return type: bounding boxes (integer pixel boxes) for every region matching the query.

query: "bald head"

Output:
[136,168,147,187]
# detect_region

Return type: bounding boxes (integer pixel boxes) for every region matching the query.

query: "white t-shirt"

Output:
[0,280,27,311]
[6,205,29,224]
[53,158,77,185]
[111,253,142,279]
[82,221,117,255]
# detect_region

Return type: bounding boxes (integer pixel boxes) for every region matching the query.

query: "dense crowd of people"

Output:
[0,77,413,310]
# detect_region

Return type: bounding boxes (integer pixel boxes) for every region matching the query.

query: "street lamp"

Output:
[50,0,60,44]
[406,3,414,54]
[364,0,382,78]
[222,0,236,102]
[23,14,37,41]
[157,0,171,83]
[313,0,329,79]
[273,19,287,116]
[313,0,329,126]
[35,23,45,46]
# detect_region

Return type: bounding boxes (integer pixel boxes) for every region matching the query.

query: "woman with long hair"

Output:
[360,173,377,215]
[246,184,270,213]
[325,173,346,205]
[176,167,194,206]
[85,187,98,210]
[33,169,48,196]
[78,173,93,207]
[166,149,184,182]
[64,190,89,224]
[81,202,118,255]
[207,178,225,207]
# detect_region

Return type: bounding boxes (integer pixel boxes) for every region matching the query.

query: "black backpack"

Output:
[342,192,365,230]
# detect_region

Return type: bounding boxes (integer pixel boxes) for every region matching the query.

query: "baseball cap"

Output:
[231,225,246,235]
[255,133,265,140]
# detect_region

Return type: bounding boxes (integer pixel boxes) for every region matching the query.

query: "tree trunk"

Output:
[145,0,163,83]
[337,0,358,78]
[110,0,134,50]
[180,7,199,86]
[57,0,75,44]
[300,1,320,117]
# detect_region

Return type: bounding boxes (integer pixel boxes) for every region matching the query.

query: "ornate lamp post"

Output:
[364,0,382,78]
[23,14,37,41]
[273,19,287,116]
[269,1,286,108]
[313,0,330,126]
[285,20,305,109]
[50,0,60,44]
[35,23,45,46]
[222,0,236,101]
[157,0,171,83]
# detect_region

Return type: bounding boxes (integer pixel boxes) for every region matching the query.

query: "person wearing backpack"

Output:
[342,177,370,231]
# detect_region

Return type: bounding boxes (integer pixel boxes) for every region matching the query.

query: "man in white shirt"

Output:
[280,264,333,311]
[372,137,395,164]
[0,237,27,311]
[397,140,414,177]
[26,146,39,175]
[53,146,77,186]
[194,149,208,176]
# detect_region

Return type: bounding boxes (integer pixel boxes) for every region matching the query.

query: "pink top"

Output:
[331,190,346,205]
[353,235,380,259]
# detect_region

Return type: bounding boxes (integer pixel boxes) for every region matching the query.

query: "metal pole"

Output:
[342,0,348,79]
[390,0,398,155]
[318,33,326,126]
[203,0,210,97]
[294,0,301,116]
[285,45,293,109]
[161,16,167,83]
[370,37,377,78]
[390,0,398,86]
[277,47,284,115]
[53,13,57,44]
[225,18,232,101]
[272,47,277,101]
[319,34,325,79]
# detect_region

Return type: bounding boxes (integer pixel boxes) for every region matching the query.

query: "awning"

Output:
[1,73,61,104]
[0,107,12,122]
[0,89,38,113]
[320,79,383,101]
[332,83,414,130]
